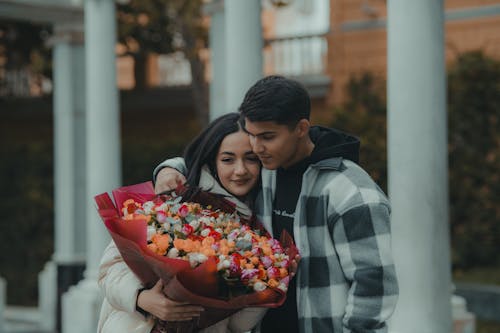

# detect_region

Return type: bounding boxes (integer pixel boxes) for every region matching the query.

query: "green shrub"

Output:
[330,72,388,193]
[0,142,54,306]
[331,51,500,270]
[448,51,500,269]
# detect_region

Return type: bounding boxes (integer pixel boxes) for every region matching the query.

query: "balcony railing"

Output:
[264,31,329,78]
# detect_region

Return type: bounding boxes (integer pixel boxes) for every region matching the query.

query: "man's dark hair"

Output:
[183,112,244,186]
[239,75,311,128]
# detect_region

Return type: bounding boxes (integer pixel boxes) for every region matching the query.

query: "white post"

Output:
[39,22,86,333]
[224,0,263,114]
[205,0,226,121]
[387,1,452,332]
[62,0,121,331]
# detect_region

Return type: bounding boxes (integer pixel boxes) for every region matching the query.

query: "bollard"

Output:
[0,276,6,331]
[452,294,475,333]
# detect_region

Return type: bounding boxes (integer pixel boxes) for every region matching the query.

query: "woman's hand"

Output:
[155,168,186,194]
[136,280,204,321]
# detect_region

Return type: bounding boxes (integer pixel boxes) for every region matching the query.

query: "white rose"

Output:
[189,219,200,230]
[146,226,157,241]
[142,201,155,215]
[188,253,208,268]
[253,281,267,292]
[167,248,179,258]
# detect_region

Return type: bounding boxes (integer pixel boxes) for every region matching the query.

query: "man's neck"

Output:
[282,136,315,169]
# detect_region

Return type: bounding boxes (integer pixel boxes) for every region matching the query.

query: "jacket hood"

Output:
[309,126,360,164]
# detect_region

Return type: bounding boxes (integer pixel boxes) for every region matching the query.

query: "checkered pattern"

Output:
[255,158,398,333]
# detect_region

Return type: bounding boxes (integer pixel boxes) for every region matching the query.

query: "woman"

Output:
[98,113,266,333]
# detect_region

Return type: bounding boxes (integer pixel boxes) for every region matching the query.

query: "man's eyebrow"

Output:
[245,130,275,137]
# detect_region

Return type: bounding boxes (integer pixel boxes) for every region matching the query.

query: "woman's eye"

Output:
[221,158,233,163]
[246,156,260,162]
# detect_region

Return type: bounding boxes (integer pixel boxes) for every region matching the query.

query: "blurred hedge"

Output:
[447,51,500,269]
[0,97,199,306]
[331,51,500,270]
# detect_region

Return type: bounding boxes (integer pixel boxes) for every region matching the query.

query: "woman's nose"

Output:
[234,161,247,175]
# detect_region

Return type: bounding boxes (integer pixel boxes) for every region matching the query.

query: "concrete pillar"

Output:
[62,0,121,331]
[387,1,452,332]
[38,22,86,333]
[204,0,226,121]
[224,0,263,114]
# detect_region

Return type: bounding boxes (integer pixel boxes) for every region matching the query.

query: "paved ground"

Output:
[2,306,54,333]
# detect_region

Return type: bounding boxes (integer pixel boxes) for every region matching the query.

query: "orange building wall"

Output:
[327,0,500,106]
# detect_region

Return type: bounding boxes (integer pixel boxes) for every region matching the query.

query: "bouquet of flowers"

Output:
[95,181,298,332]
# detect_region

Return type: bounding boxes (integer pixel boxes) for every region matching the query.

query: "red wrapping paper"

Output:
[95,181,298,332]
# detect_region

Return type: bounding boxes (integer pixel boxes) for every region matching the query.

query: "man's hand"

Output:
[289,254,301,279]
[137,280,204,321]
[155,167,186,194]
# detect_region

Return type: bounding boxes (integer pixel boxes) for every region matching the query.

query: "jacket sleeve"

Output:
[227,307,267,332]
[98,241,145,315]
[152,157,187,184]
[332,202,399,332]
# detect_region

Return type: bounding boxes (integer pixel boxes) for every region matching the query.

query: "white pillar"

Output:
[224,0,263,114]
[62,0,121,331]
[205,0,226,121]
[39,23,86,333]
[387,1,452,332]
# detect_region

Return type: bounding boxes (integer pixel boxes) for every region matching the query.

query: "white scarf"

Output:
[198,165,253,219]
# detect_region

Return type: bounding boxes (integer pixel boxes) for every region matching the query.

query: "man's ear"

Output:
[295,119,310,138]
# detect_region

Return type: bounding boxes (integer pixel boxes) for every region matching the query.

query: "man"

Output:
[154,75,398,332]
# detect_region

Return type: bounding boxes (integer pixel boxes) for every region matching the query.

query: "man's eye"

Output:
[262,135,274,141]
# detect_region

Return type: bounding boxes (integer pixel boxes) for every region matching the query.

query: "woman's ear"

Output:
[295,119,310,138]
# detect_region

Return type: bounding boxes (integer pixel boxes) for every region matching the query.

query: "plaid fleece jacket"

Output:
[255,157,398,333]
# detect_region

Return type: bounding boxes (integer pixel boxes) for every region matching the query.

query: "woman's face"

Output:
[216,130,261,199]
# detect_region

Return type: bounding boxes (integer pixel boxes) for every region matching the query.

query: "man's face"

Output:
[244,118,301,170]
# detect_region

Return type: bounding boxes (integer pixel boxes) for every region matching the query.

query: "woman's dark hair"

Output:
[183,112,244,187]
[239,75,311,128]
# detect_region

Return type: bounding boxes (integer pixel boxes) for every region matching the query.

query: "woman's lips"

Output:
[232,179,250,185]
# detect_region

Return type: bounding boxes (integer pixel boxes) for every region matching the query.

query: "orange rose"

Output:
[267,279,279,288]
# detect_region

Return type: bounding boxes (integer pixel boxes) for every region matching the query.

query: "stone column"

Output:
[38,22,86,333]
[204,0,226,121]
[387,1,452,332]
[62,0,121,331]
[224,0,263,114]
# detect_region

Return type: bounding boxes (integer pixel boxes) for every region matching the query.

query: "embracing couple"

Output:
[98,75,399,333]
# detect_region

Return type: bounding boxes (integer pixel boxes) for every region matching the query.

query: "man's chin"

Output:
[261,162,279,170]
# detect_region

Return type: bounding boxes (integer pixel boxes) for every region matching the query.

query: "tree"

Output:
[0,20,52,96]
[117,0,208,121]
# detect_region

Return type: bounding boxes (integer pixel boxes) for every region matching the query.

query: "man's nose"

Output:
[251,138,265,154]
